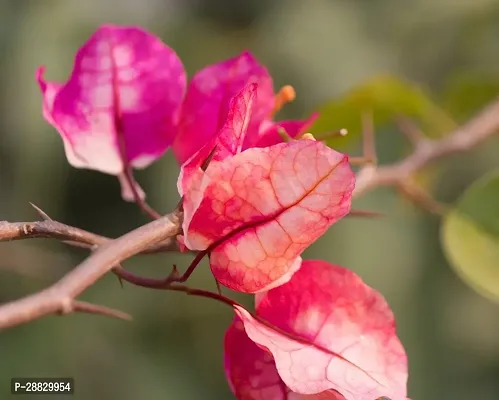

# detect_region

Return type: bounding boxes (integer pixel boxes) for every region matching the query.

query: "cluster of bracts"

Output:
[37,24,409,400]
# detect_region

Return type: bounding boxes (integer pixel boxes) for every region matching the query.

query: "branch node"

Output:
[60,297,74,315]
[21,224,30,236]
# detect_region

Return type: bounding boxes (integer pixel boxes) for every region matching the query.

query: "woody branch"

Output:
[354,99,499,199]
[0,99,498,330]
[0,210,182,329]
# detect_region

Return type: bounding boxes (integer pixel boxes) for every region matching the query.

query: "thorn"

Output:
[29,203,52,221]
[201,145,218,171]
[164,250,208,285]
[112,266,126,289]
[175,196,184,213]
[168,264,181,281]
[207,253,222,294]
[215,279,222,296]
[29,206,94,250]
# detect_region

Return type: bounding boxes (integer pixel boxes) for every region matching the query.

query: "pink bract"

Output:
[180,140,355,293]
[228,260,408,400]
[37,24,186,177]
[177,82,258,200]
[172,51,318,165]
[172,51,275,164]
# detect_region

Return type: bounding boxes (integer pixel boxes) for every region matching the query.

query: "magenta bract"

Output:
[224,260,408,400]
[177,82,258,202]
[172,51,275,164]
[37,24,186,176]
[171,51,319,165]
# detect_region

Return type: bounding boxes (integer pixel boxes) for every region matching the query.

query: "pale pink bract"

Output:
[225,260,408,400]
[180,140,355,293]
[176,81,354,294]
[224,315,347,400]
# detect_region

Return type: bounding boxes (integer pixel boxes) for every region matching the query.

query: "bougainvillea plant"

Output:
[34,23,409,399]
[1,14,497,398]
[36,25,408,400]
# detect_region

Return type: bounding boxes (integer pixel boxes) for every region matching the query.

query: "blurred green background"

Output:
[1,0,499,399]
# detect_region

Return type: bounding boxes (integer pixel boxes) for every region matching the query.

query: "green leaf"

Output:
[441,170,499,302]
[309,75,456,150]
[440,72,499,122]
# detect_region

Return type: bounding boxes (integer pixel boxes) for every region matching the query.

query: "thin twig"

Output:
[110,268,372,375]
[121,168,162,220]
[397,180,448,216]
[69,300,132,321]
